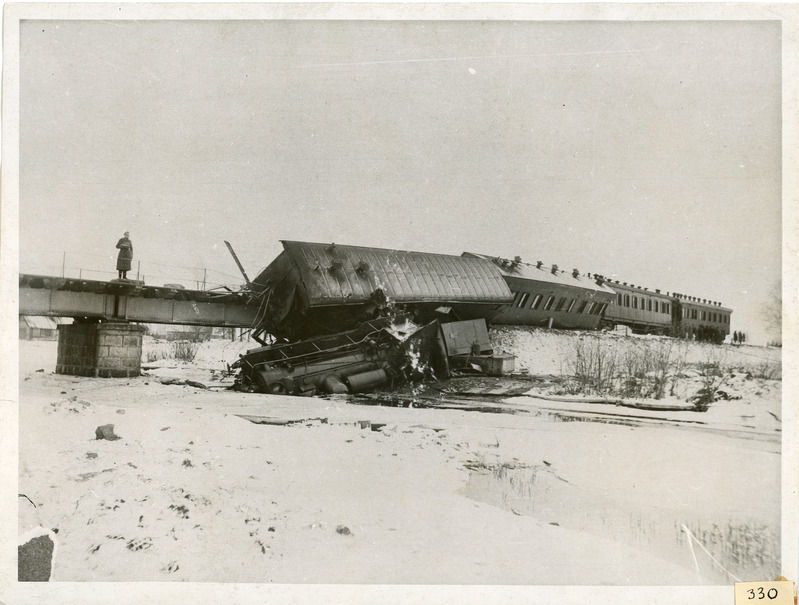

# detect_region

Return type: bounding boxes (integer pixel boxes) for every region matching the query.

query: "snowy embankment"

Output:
[488,326,782,434]
[489,325,781,378]
[15,328,783,586]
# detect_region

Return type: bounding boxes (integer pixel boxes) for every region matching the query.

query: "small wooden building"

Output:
[19,316,68,341]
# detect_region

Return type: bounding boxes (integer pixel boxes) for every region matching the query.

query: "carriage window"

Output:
[555,297,567,311]
[624,295,630,307]
[517,292,530,308]
[544,296,555,310]
[531,294,543,309]
[577,301,588,313]
[587,302,596,314]
[632,297,638,309]
[566,299,576,313]
[647,299,652,312]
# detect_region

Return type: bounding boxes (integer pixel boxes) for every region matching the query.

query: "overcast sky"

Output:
[18,18,782,341]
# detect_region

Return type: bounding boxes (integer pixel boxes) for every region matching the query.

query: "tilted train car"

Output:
[458,253,733,341]
[600,280,674,334]
[462,254,616,330]
[248,241,513,342]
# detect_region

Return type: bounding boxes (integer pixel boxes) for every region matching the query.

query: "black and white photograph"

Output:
[2,3,797,604]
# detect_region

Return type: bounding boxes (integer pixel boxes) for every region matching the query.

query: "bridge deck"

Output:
[18,274,261,328]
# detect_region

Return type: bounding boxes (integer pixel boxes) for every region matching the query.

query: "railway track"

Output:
[351,386,781,446]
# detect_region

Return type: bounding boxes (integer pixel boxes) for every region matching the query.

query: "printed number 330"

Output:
[748,587,779,600]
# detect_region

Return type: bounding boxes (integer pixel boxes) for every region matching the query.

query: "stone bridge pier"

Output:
[56,322,145,378]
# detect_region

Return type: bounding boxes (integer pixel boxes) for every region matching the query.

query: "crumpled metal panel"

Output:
[275,241,513,305]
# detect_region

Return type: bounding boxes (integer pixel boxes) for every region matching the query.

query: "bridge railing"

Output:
[20,251,247,292]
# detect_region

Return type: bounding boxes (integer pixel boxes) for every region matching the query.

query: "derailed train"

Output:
[240,241,730,344]
[231,241,730,394]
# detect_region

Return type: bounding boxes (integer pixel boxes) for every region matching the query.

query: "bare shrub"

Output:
[668,341,690,398]
[172,341,199,363]
[143,339,172,362]
[689,348,729,412]
[141,339,198,363]
[560,334,755,408]
[749,361,782,381]
[613,340,674,400]
[563,335,617,396]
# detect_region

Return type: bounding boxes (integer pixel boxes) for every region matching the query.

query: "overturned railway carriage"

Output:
[462,254,616,330]
[249,241,513,342]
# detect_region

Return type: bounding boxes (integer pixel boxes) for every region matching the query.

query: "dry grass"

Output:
[143,340,199,363]
[560,336,682,400]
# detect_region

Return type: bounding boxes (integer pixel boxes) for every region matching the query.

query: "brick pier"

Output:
[56,322,145,378]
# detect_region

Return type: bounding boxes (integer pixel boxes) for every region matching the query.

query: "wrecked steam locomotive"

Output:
[231,315,449,396]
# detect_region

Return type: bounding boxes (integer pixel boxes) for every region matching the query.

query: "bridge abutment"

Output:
[56,322,145,378]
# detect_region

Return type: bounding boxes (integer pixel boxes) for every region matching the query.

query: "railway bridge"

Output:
[19,274,260,377]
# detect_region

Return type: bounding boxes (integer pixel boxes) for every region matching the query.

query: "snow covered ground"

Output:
[15,329,783,588]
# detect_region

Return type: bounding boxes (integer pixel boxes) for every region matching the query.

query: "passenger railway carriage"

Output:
[600,280,674,334]
[463,254,732,343]
[462,253,616,331]
[598,280,731,342]
[670,294,732,343]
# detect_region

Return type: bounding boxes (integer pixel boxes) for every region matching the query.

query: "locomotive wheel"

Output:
[267,382,288,395]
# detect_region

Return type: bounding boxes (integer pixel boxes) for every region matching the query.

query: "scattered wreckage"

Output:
[224,240,517,396]
[230,315,514,396]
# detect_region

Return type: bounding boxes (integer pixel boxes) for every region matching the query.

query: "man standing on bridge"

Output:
[116,231,133,280]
